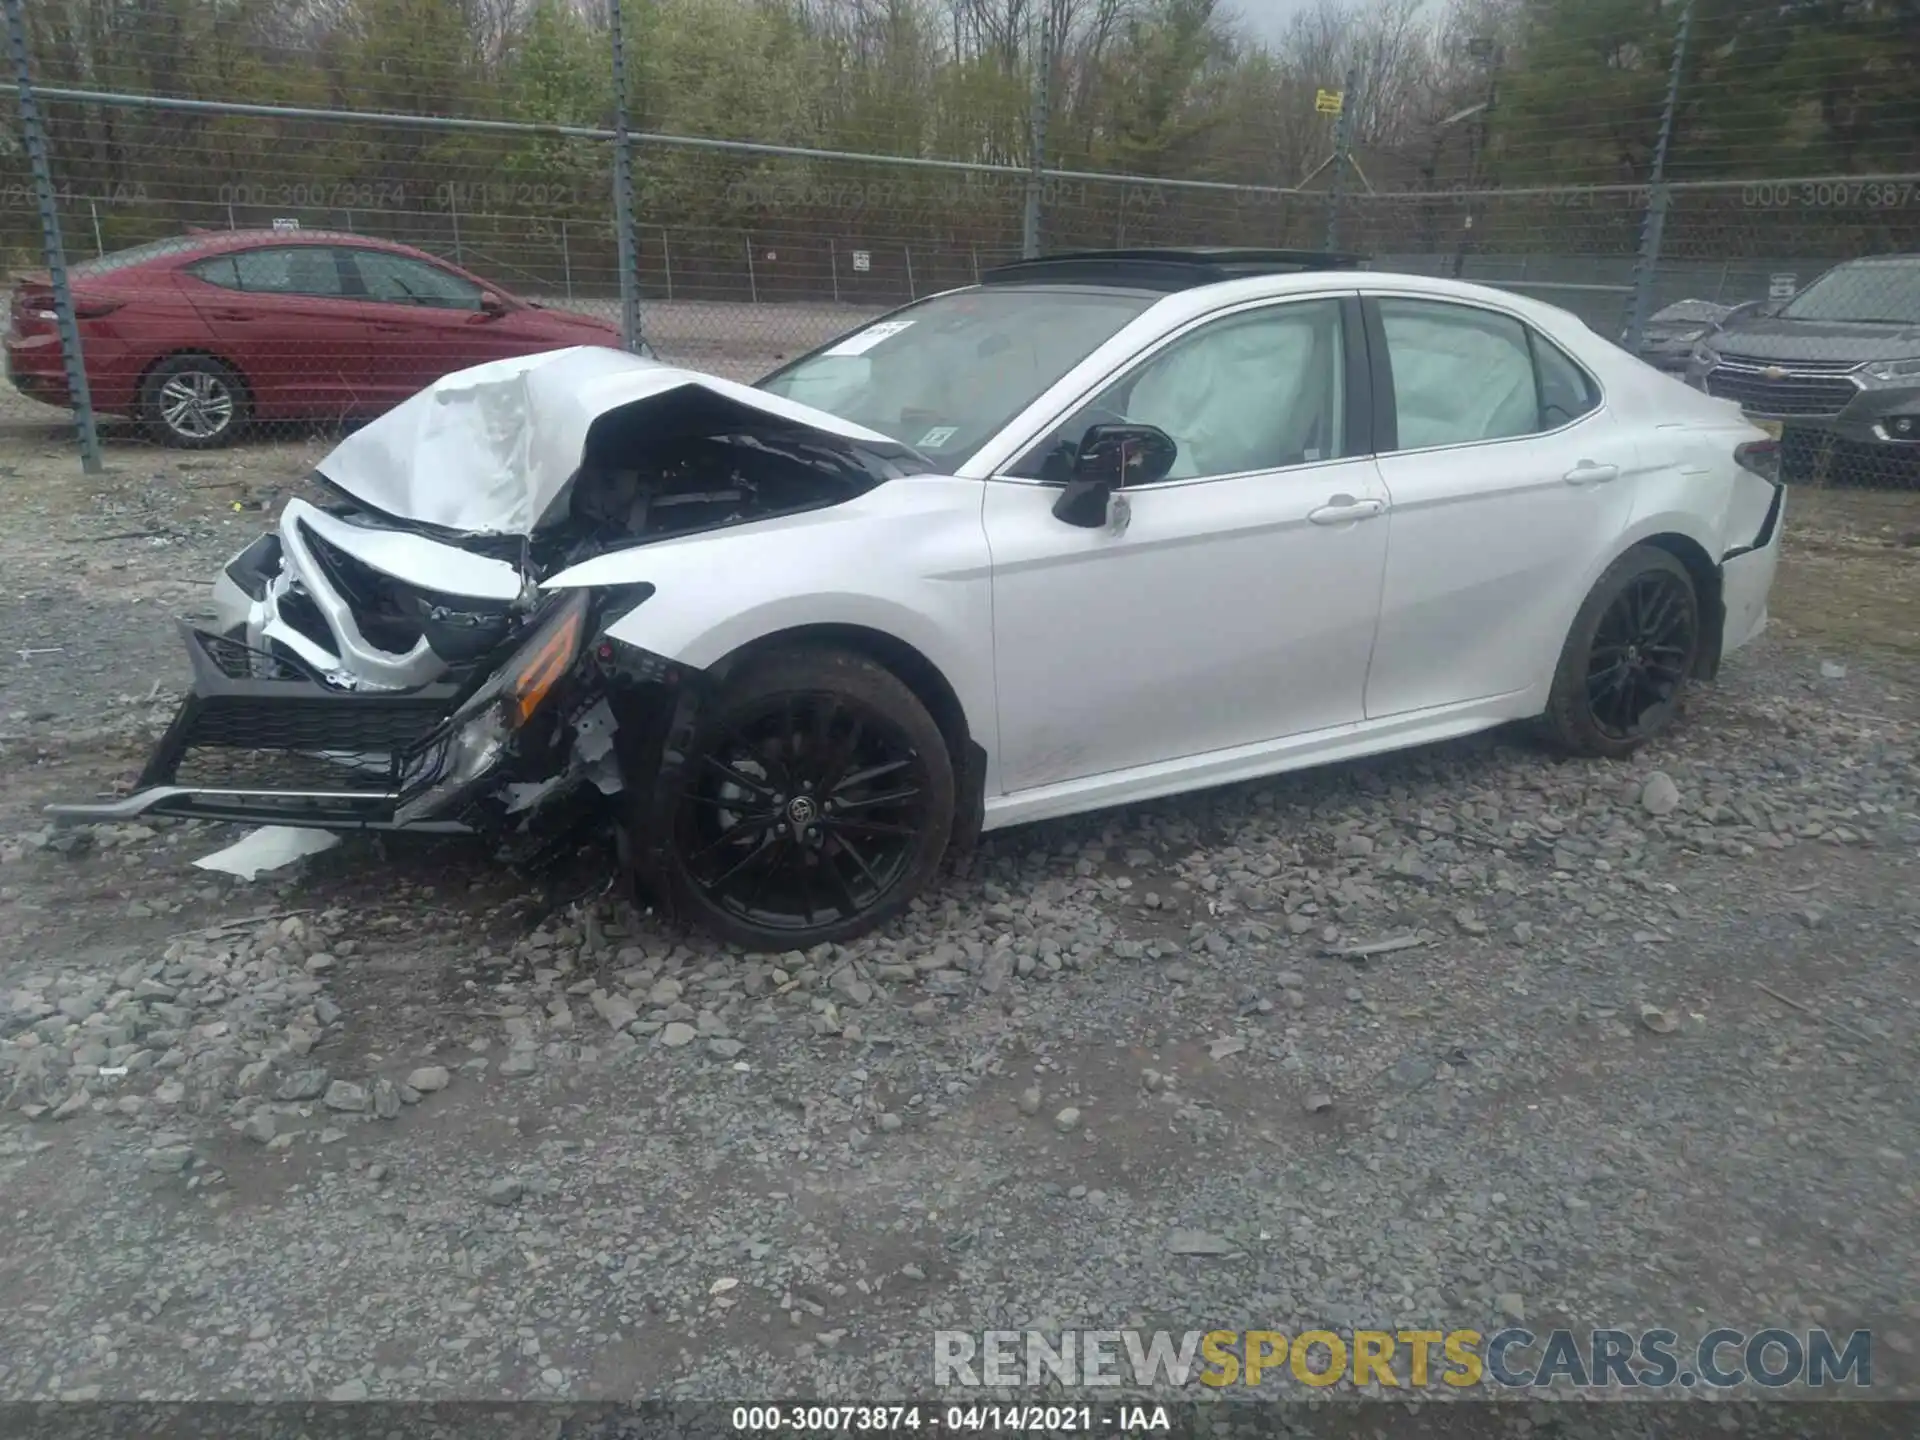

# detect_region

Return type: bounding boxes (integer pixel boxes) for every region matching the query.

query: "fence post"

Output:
[1623,0,1695,352]
[1021,4,1050,258]
[449,186,463,265]
[829,238,840,303]
[561,219,573,303]
[90,200,102,256]
[1324,67,1358,253]
[608,0,644,351]
[746,235,758,304]
[970,245,979,283]
[904,245,915,300]
[4,0,101,475]
[661,227,673,302]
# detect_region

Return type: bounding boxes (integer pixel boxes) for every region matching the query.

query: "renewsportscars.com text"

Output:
[932,1327,1873,1390]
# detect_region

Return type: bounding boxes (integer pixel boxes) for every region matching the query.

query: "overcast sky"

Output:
[1230,0,1439,47]
[1231,0,1323,41]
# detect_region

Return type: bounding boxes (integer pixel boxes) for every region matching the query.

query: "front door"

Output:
[983,294,1391,794]
[342,248,526,401]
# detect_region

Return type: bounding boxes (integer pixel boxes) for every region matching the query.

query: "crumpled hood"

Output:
[311,345,902,538]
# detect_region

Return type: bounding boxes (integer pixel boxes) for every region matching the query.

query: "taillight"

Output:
[1734,439,1781,485]
[8,286,117,323]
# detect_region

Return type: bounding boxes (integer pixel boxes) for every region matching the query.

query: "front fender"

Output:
[606,587,995,747]
[541,476,998,768]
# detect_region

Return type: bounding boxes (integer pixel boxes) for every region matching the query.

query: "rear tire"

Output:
[1540,545,1701,760]
[661,647,956,951]
[141,353,248,449]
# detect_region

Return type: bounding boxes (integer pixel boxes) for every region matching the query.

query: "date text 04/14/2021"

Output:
[728,1404,1173,1432]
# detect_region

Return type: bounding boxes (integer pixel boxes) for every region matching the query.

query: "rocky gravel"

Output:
[1,441,1918,1407]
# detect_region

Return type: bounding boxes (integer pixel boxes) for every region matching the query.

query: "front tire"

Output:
[1541,544,1701,759]
[663,647,956,951]
[141,353,248,448]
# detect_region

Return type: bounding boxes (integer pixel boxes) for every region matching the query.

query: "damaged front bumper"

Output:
[46,624,471,832]
[47,589,700,895]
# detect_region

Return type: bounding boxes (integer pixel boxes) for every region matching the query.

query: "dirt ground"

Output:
[1,387,1918,1410]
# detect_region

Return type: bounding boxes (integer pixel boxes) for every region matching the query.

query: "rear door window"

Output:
[189,247,349,298]
[1374,297,1600,451]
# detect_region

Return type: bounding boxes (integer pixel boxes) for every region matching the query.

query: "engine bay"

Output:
[534,423,887,575]
[229,411,897,693]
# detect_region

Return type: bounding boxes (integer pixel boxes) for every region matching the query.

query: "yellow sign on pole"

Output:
[1315,88,1344,115]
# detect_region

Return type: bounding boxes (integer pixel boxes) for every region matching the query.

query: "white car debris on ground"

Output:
[50,249,1786,958]
[192,826,341,880]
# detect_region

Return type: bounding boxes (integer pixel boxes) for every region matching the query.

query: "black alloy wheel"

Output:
[1584,567,1699,742]
[666,648,955,950]
[1542,544,1702,759]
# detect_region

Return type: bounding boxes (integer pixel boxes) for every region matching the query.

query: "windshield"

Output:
[757,286,1158,465]
[1781,259,1920,324]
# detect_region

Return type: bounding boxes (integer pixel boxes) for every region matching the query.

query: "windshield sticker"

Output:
[917,425,959,448]
[823,320,915,357]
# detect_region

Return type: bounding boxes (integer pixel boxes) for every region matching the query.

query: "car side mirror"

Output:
[1050,423,1176,528]
[478,291,508,317]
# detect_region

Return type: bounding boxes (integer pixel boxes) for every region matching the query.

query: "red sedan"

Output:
[6,229,627,447]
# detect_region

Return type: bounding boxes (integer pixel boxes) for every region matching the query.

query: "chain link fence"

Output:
[4,0,1920,488]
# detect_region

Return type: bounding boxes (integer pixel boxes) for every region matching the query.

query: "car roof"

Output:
[84,229,453,271]
[960,248,1598,332]
[981,247,1369,293]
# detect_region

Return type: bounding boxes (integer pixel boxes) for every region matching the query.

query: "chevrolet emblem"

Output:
[1762,365,1788,380]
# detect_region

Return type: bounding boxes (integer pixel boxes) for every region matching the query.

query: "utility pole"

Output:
[1453,39,1500,279]
[1022,1,1050,259]
[608,0,644,353]
[4,0,101,474]
[1323,67,1358,253]
[1623,0,1696,353]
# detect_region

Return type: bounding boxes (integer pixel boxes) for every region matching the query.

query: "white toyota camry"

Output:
[53,248,1785,951]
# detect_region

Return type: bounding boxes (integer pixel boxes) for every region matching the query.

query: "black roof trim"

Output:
[980,247,1370,292]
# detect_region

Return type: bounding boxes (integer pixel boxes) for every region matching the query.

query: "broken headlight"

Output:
[394,589,591,825]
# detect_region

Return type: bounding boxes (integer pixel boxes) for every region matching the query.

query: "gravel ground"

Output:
[1,431,1918,1408]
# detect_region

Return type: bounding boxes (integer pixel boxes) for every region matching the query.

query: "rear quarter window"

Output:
[1530,331,1602,428]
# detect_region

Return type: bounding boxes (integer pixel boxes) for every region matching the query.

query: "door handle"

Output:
[1308,495,1386,525]
[210,309,253,321]
[1564,461,1619,485]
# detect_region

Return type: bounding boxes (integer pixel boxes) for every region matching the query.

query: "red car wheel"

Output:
[140,353,250,449]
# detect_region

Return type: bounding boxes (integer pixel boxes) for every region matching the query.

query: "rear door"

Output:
[178,245,375,418]
[1360,293,1637,719]
[341,248,534,399]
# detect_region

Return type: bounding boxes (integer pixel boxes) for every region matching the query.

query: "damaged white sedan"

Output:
[51,249,1785,951]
